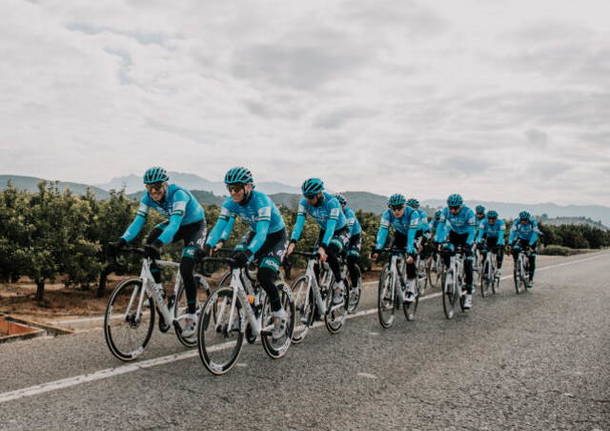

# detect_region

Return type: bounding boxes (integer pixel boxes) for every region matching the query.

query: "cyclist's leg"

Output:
[392,232,409,285]
[528,241,537,281]
[254,229,287,313]
[145,222,167,283]
[179,220,207,314]
[346,234,361,287]
[450,231,473,294]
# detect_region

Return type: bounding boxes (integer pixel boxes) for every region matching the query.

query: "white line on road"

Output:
[0,251,607,404]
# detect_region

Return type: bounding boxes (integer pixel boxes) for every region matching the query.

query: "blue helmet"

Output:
[475,205,486,215]
[302,178,324,196]
[387,193,406,207]
[519,210,531,221]
[143,167,169,184]
[487,210,498,219]
[334,193,347,205]
[407,198,420,209]
[447,194,463,208]
[434,209,442,221]
[224,166,253,184]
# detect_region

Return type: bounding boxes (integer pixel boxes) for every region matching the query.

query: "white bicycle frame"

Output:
[446,250,466,298]
[386,253,406,303]
[128,257,207,329]
[516,250,528,283]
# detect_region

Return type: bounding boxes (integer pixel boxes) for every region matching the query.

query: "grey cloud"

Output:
[231,35,373,91]
[341,0,448,37]
[525,128,549,148]
[527,160,572,179]
[65,22,175,48]
[437,156,492,175]
[312,107,377,129]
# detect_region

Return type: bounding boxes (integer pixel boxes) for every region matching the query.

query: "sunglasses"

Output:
[226,184,245,193]
[304,193,318,199]
[146,182,165,192]
[390,205,404,211]
[449,206,461,211]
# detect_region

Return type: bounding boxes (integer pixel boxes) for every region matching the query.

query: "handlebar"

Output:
[290,250,320,259]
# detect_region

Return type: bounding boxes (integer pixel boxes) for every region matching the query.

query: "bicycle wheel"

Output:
[104,279,155,361]
[174,276,212,348]
[432,255,443,288]
[442,269,458,319]
[197,287,244,376]
[347,265,362,314]
[403,280,419,321]
[377,265,396,328]
[480,260,490,298]
[514,258,525,294]
[324,277,348,334]
[261,283,295,359]
[290,275,315,344]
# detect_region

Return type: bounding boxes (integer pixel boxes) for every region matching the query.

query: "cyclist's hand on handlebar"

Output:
[406,254,415,264]
[286,241,296,257]
[233,249,252,267]
[144,239,162,258]
[213,241,224,253]
[318,246,328,262]
[108,238,127,255]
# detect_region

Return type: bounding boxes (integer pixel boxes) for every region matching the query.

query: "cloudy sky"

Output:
[1,0,609,205]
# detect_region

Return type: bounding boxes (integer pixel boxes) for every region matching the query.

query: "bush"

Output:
[539,245,580,256]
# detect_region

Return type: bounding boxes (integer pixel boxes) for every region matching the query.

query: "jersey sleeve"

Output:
[321,201,341,246]
[434,209,448,243]
[206,200,233,247]
[498,220,506,245]
[476,220,485,243]
[157,190,189,244]
[290,199,308,242]
[529,220,540,245]
[375,210,391,249]
[508,219,518,244]
[247,195,273,253]
[220,215,236,241]
[406,210,419,253]
[465,210,476,245]
[121,199,150,242]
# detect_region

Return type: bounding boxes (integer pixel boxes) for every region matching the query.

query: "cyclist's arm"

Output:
[345,208,356,236]
[320,201,341,247]
[434,213,447,243]
[121,201,149,242]
[247,205,272,254]
[375,212,390,249]
[406,211,419,253]
[475,221,485,243]
[290,200,307,243]
[157,191,190,244]
[206,204,232,247]
[508,221,517,244]
[220,215,236,242]
[498,222,506,246]
[465,212,476,245]
[529,221,540,245]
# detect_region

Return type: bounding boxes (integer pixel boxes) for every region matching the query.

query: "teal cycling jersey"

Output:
[121,184,205,245]
[290,192,347,246]
[508,217,540,245]
[434,206,477,245]
[207,191,285,255]
[417,209,430,233]
[343,206,362,236]
[476,219,506,245]
[375,207,420,253]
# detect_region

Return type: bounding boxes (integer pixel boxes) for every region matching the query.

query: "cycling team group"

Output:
[111,166,541,340]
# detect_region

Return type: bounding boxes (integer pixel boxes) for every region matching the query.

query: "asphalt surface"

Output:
[0,252,608,430]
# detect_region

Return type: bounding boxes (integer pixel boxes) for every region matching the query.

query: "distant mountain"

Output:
[0,175,110,199]
[96,171,299,195]
[423,199,610,227]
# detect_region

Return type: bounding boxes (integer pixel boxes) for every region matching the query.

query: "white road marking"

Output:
[0,251,607,404]
[357,372,377,379]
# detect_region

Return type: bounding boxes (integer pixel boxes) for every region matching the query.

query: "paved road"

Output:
[1,252,608,430]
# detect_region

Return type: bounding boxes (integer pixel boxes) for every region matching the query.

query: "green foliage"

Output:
[539,245,582,256]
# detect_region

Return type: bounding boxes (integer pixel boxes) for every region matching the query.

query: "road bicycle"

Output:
[196,256,295,375]
[440,244,468,319]
[479,244,500,297]
[513,246,532,294]
[290,250,350,343]
[377,248,420,328]
[103,247,210,361]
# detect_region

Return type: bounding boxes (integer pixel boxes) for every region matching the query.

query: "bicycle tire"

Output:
[403,280,419,321]
[290,275,315,344]
[261,283,295,359]
[442,269,457,319]
[377,265,396,328]
[347,265,362,314]
[197,287,244,376]
[104,279,155,361]
[324,276,348,334]
[480,260,490,298]
[174,277,212,348]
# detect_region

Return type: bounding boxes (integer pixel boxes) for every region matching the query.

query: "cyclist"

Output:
[508,211,540,288]
[112,167,206,338]
[434,194,476,309]
[286,178,349,305]
[473,205,486,270]
[407,198,432,259]
[205,167,288,339]
[335,193,362,291]
[476,210,506,277]
[371,194,420,302]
